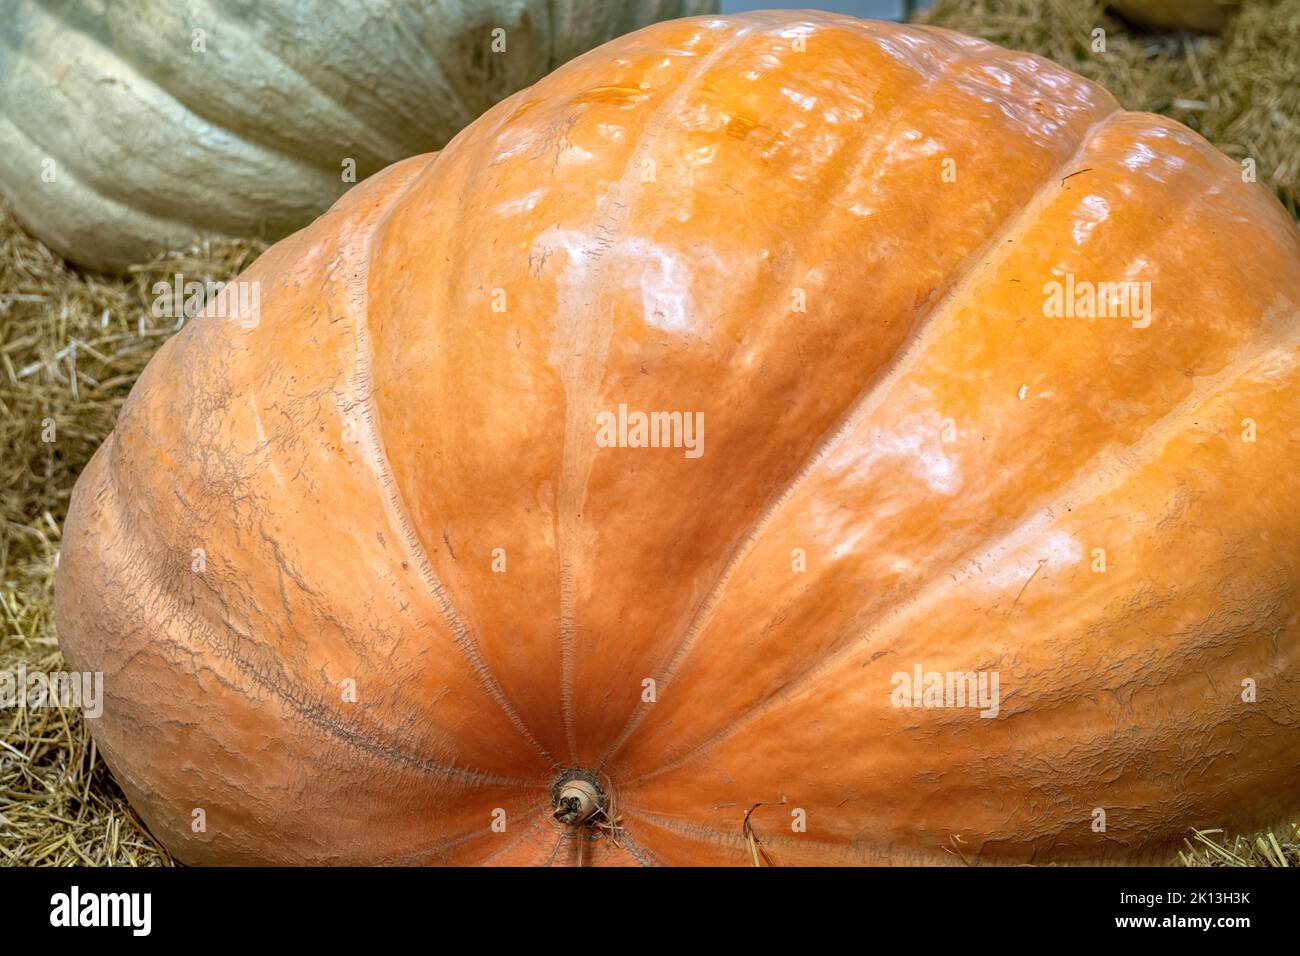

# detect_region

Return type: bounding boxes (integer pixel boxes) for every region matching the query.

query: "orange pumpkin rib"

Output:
[350,153,558,766]
[548,22,767,766]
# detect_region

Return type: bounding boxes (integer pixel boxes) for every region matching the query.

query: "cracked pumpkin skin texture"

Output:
[55,12,1300,866]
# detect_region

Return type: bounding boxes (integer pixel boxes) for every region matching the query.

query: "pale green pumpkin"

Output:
[0,0,716,272]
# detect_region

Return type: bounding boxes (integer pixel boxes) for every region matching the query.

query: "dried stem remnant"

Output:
[553,778,601,826]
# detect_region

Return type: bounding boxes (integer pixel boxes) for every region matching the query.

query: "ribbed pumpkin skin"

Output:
[0,0,714,272]
[56,13,1300,866]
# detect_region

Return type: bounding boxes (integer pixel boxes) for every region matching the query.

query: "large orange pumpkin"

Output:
[56,11,1300,866]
